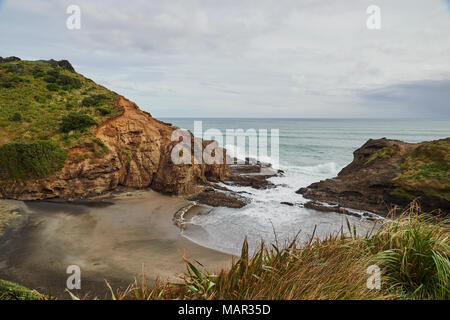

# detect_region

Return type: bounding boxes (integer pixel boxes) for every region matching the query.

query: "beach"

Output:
[0,190,233,298]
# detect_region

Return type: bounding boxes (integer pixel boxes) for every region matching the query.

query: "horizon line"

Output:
[157,117,450,120]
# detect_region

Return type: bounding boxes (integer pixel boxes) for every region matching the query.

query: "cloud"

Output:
[0,0,449,118]
[359,80,450,117]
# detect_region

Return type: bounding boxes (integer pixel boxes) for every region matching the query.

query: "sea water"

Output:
[162,118,450,255]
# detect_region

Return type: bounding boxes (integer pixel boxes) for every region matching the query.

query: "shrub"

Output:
[0,141,67,180]
[44,72,81,91]
[46,83,59,91]
[92,137,108,154]
[0,81,14,89]
[57,60,75,72]
[60,112,97,133]
[9,112,22,122]
[82,94,107,107]
[96,106,111,115]
[4,64,24,74]
[0,56,21,63]
[56,74,81,89]
[0,75,22,88]
[32,68,45,78]
[43,75,57,83]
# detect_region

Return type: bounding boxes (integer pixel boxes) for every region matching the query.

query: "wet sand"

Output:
[0,190,233,299]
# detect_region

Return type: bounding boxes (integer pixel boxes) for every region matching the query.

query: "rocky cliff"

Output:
[0,96,230,200]
[297,138,450,216]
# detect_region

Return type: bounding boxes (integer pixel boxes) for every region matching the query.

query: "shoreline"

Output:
[0,190,233,299]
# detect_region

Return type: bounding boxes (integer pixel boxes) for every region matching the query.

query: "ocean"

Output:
[161,118,450,255]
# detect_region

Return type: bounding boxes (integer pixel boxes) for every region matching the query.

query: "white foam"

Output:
[182,160,376,256]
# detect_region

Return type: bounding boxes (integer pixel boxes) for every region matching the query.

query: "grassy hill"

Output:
[0,57,120,181]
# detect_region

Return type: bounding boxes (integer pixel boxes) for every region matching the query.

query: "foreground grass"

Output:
[0,280,41,300]
[98,204,448,300]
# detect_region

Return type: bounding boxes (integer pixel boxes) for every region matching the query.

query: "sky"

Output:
[0,0,449,118]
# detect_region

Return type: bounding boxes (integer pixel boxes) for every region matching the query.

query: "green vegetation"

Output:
[0,57,121,181]
[0,280,41,300]
[394,138,450,201]
[0,141,67,180]
[369,205,449,299]
[390,187,415,200]
[64,204,448,300]
[82,94,107,107]
[96,106,112,116]
[92,137,108,155]
[60,112,97,133]
[366,145,400,164]
[9,112,22,122]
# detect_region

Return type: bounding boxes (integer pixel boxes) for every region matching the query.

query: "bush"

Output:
[43,75,57,83]
[32,68,45,78]
[0,56,21,64]
[57,60,75,72]
[82,94,107,107]
[0,74,22,88]
[46,83,59,91]
[9,112,22,122]
[4,64,24,74]
[0,141,67,180]
[60,112,97,133]
[96,106,111,115]
[44,72,81,91]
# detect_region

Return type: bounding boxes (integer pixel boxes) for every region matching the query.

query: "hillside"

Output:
[0,57,230,200]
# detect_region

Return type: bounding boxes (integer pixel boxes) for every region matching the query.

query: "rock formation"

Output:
[297,138,450,216]
[0,96,230,200]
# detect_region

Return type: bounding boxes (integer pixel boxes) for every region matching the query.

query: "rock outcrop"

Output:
[0,96,230,200]
[297,138,450,216]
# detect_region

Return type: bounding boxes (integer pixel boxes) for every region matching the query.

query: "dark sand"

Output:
[0,191,232,299]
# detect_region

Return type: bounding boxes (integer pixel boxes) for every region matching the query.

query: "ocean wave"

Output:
[224,143,278,167]
[293,162,339,176]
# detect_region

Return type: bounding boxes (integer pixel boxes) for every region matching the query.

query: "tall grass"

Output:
[72,203,449,300]
[368,203,449,299]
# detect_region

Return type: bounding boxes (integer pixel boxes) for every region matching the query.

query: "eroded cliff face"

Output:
[297,138,450,216]
[0,96,230,200]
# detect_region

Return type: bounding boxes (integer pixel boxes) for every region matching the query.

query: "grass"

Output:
[0,280,41,300]
[64,203,448,300]
[0,140,67,180]
[366,145,400,164]
[0,58,121,181]
[394,138,450,201]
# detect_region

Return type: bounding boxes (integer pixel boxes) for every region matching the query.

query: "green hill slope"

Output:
[0,57,120,181]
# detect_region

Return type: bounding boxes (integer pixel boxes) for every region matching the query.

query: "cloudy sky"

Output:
[0,0,449,118]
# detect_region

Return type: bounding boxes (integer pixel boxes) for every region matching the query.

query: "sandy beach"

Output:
[0,190,233,299]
